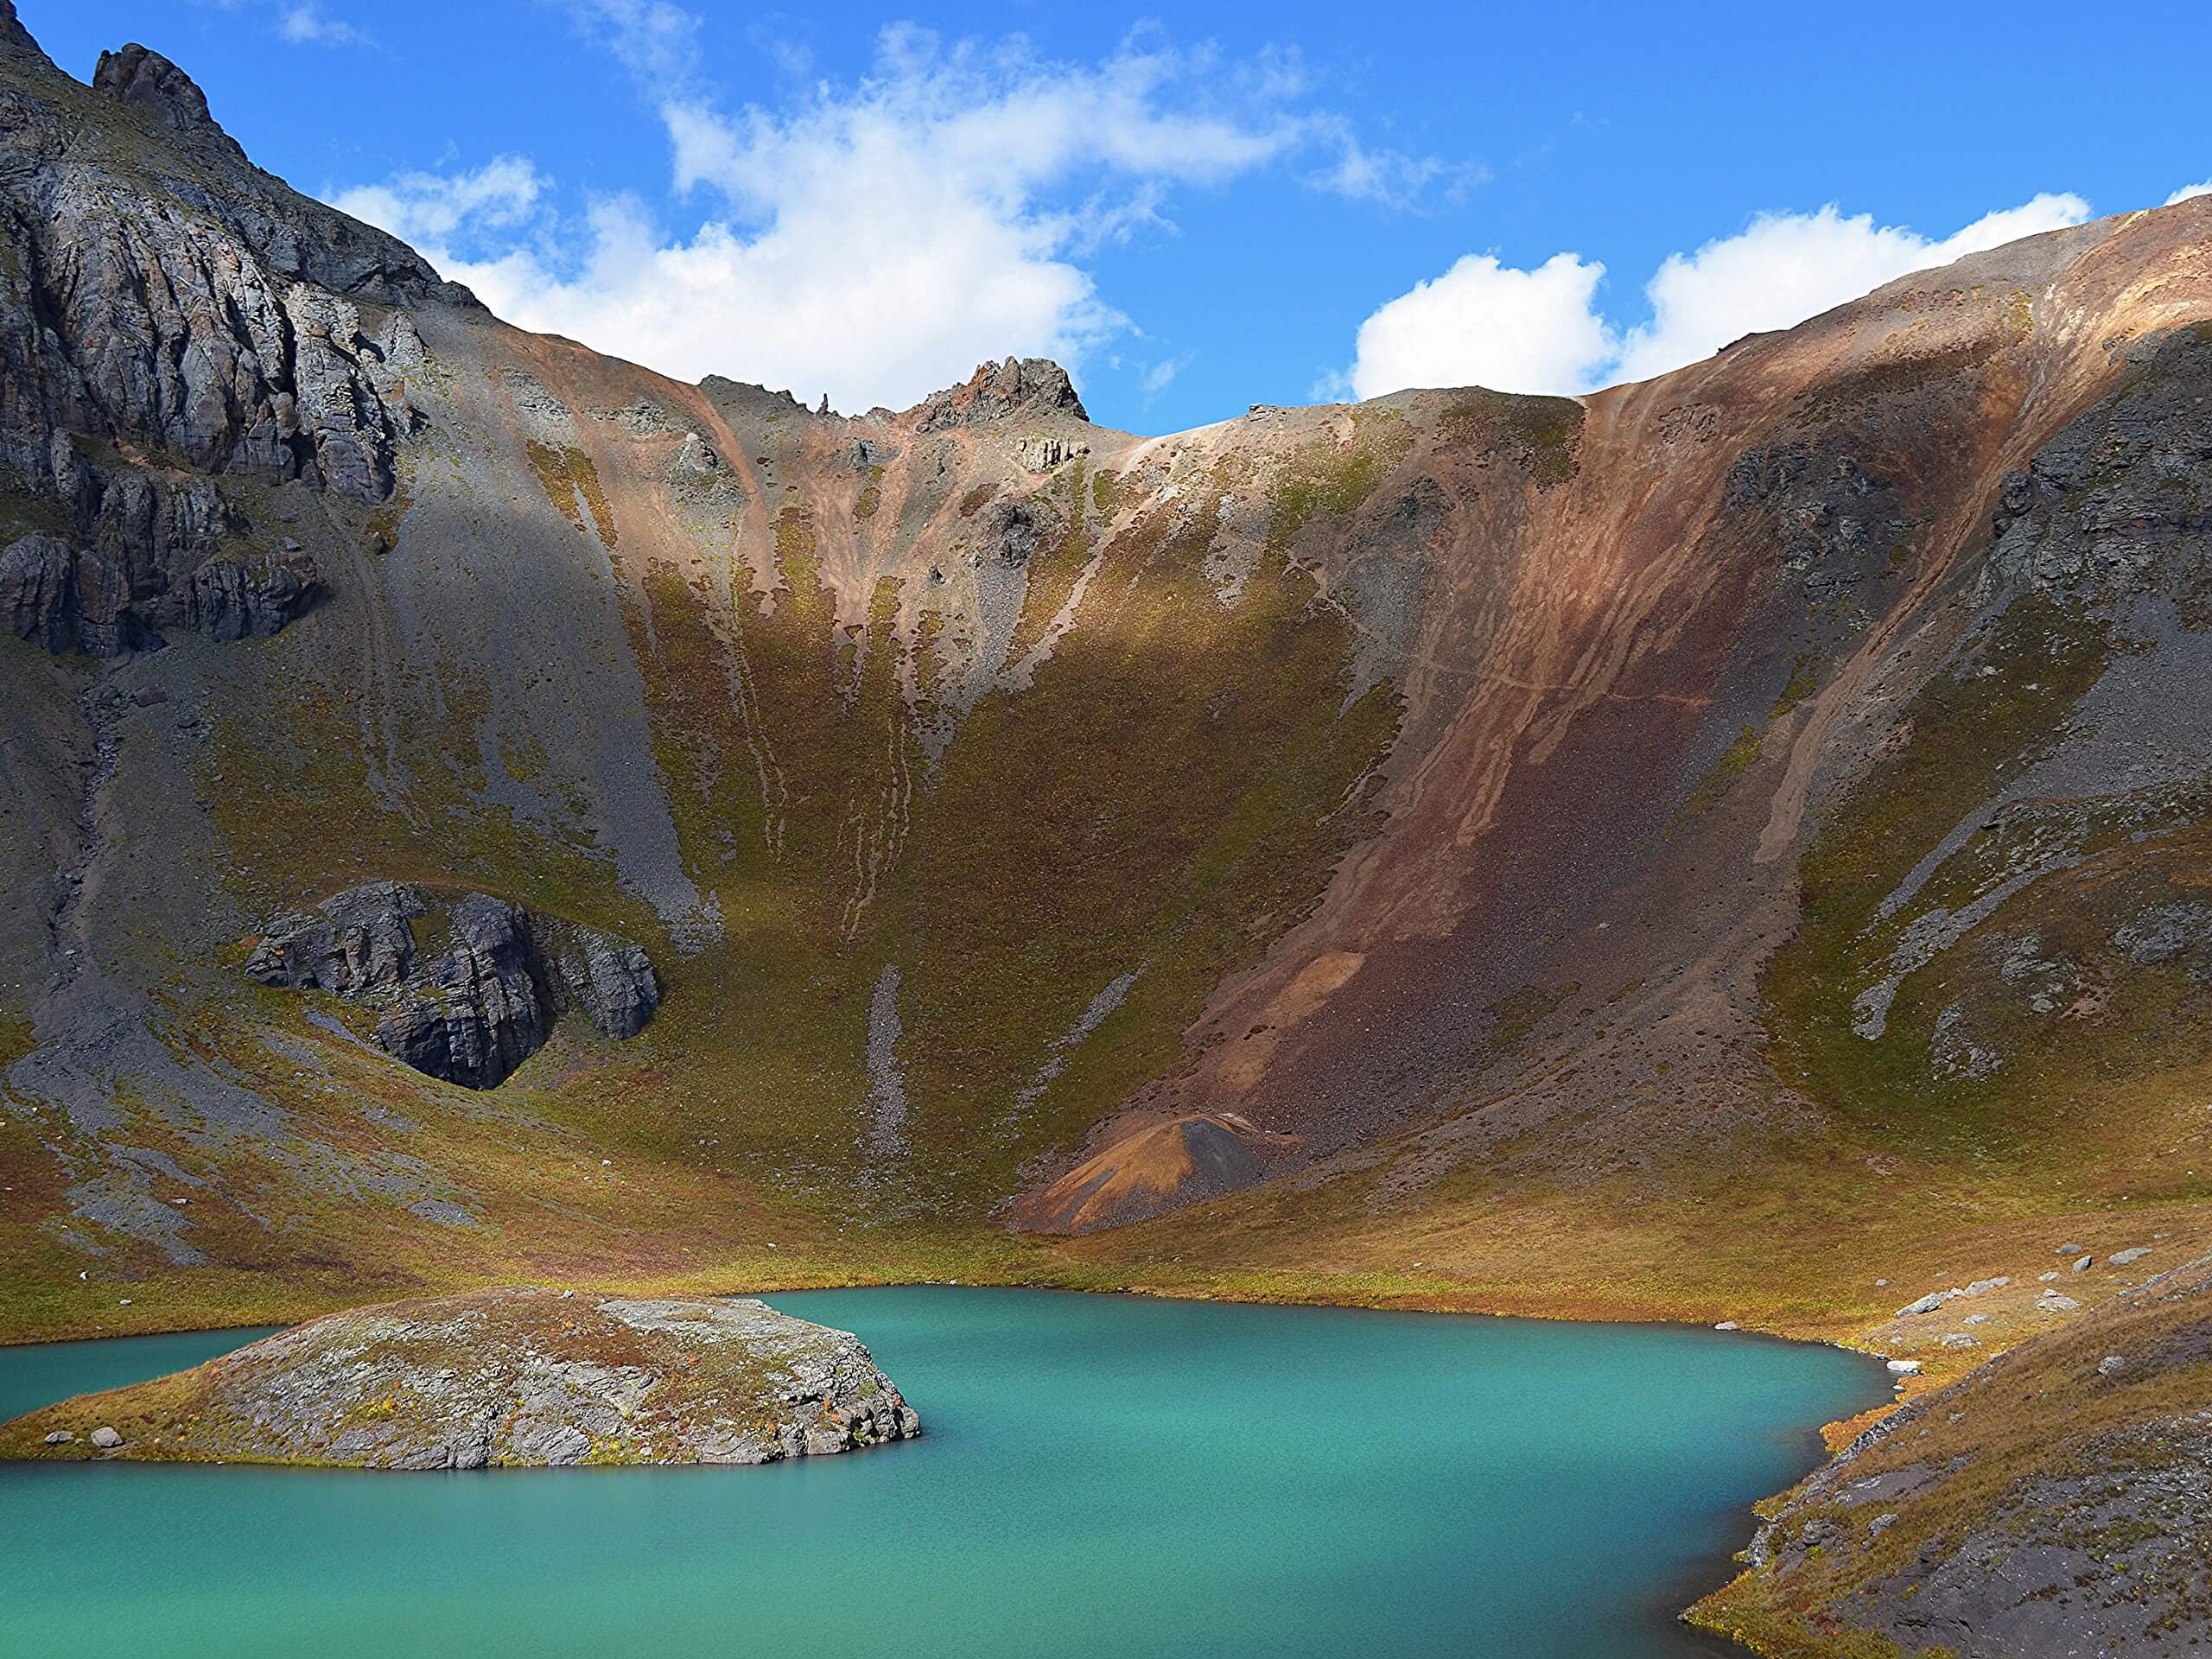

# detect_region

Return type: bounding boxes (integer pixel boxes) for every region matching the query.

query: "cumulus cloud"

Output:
[1348,252,1613,400]
[1613,194,2089,383]
[327,10,1469,412]
[1343,193,2093,402]
[2169,181,2212,206]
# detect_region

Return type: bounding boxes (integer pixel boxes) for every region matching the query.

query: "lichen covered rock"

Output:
[0,1287,919,1469]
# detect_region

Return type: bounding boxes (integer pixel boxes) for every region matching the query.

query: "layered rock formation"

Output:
[0,10,462,654]
[246,882,658,1088]
[0,1287,918,1468]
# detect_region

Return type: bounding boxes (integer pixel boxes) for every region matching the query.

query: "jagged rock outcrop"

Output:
[915,355,1089,431]
[0,7,462,655]
[245,881,659,1088]
[0,526,320,655]
[90,42,244,158]
[0,1287,920,1468]
[1976,324,2212,604]
[1725,440,1908,599]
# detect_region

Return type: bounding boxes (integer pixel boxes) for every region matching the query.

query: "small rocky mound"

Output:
[246,880,658,1088]
[1007,1112,1294,1234]
[1690,1249,2212,1656]
[0,1287,919,1469]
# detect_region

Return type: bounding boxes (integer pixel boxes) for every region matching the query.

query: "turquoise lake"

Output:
[0,1287,1883,1657]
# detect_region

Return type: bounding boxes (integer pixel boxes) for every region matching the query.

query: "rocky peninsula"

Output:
[0,1287,919,1469]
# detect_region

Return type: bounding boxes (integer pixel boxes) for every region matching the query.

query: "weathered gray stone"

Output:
[0,13,470,657]
[4,1287,919,1470]
[1897,1288,1961,1317]
[247,882,659,1088]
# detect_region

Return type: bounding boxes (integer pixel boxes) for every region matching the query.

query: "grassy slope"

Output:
[1687,1252,2212,1657]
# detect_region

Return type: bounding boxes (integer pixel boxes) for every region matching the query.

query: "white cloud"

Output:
[328,157,543,248]
[2169,181,2212,206]
[1344,193,2093,402]
[439,193,1119,415]
[1299,117,1481,210]
[1139,352,1193,397]
[1613,194,2090,384]
[279,3,372,46]
[1348,252,1614,401]
[330,10,1471,413]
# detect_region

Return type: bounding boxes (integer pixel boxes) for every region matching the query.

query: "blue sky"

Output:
[29,1,2212,434]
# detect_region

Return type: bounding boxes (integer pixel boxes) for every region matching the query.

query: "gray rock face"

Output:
[0,524,320,657]
[90,42,240,156]
[3,1287,921,1470]
[245,881,659,1088]
[0,9,467,655]
[1975,326,2212,605]
[1725,441,1908,598]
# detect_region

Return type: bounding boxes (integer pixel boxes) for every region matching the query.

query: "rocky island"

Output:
[0,1287,919,1469]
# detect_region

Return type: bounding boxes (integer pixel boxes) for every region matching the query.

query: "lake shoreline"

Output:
[3,1287,1890,1659]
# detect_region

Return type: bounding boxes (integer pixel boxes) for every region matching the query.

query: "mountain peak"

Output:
[92,42,245,161]
[0,2,41,62]
[912,355,1088,431]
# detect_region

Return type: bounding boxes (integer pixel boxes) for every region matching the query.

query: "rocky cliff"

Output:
[0,14,462,656]
[245,880,658,1088]
[0,1285,918,1468]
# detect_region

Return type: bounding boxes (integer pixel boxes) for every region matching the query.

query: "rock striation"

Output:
[246,881,659,1088]
[0,6,467,655]
[0,1287,920,1468]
